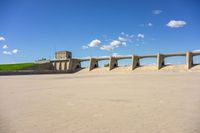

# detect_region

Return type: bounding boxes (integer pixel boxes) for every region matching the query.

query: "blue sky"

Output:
[0,0,200,64]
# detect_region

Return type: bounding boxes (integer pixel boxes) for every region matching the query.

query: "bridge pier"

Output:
[68,59,81,71]
[89,58,98,71]
[109,57,118,70]
[132,55,140,70]
[63,61,67,71]
[55,61,61,71]
[52,62,56,70]
[157,53,165,70]
[186,52,193,69]
[60,61,66,71]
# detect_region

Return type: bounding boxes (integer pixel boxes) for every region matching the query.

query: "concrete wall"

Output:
[52,60,69,71]
[51,59,81,72]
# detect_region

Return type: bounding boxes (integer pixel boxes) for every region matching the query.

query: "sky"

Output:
[0,0,200,64]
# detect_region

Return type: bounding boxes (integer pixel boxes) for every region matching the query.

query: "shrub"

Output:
[104,63,109,67]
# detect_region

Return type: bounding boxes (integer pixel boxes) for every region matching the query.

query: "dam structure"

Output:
[50,51,200,72]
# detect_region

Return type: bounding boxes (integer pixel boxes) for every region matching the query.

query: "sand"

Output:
[1,70,200,133]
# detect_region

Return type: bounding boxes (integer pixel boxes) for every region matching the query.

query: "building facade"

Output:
[55,51,72,59]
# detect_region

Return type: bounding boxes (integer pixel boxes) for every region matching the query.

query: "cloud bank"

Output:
[83,32,145,51]
[100,40,126,51]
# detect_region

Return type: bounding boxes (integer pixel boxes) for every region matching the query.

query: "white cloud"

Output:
[148,23,153,27]
[166,20,186,28]
[12,49,19,54]
[152,10,162,15]
[0,36,5,41]
[2,45,8,49]
[83,32,142,51]
[118,36,127,42]
[110,40,121,47]
[100,45,114,51]
[88,39,101,47]
[3,51,12,55]
[192,49,200,52]
[137,33,144,39]
[3,49,19,55]
[118,32,134,42]
[100,40,125,51]
[82,39,101,49]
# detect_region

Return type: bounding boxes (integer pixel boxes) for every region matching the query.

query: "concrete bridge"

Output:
[50,51,200,72]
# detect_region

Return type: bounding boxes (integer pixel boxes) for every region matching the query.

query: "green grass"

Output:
[0,63,35,70]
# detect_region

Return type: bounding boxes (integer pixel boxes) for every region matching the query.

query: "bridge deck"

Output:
[51,52,200,62]
[164,53,186,57]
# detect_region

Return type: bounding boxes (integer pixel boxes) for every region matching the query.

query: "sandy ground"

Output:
[1,70,200,133]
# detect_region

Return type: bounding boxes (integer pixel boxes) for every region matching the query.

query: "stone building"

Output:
[51,51,81,72]
[55,51,72,59]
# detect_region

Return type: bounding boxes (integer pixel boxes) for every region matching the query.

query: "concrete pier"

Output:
[89,58,99,71]
[56,62,61,71]
[132,55,140,70]
[109,57,118,70]
[68,59,81,71]
[186,52,193,69]
[157,53,165,70]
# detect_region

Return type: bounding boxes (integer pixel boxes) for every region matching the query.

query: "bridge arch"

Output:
[139,57,157,66]
[117,58,132,67]
[164,55,186,65]
[98,60,109,67]
[80,60,90,69]
[193,53,200,65]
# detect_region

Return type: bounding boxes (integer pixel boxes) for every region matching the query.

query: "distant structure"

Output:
[49,50,200,72]
[55,51,72,59]
[51,51,81,72]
